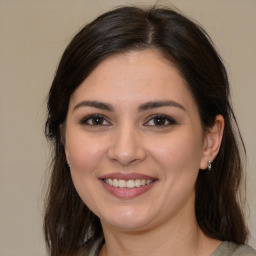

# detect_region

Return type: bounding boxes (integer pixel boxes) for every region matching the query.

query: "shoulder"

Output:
[212,241,256,256]
[233,244,256,256]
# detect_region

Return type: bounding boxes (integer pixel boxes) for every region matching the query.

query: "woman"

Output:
[44,6,256,256]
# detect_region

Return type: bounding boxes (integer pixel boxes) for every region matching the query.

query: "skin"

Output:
[64,49,224,256]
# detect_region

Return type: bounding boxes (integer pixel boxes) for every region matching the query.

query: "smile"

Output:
[99,173,158,198]
[103,178,154,188]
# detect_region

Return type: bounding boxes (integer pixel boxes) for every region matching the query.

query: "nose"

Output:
[107,125,147,166]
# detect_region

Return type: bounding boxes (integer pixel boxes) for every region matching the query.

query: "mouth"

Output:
[102,178,155,189]
[99,173,158,199]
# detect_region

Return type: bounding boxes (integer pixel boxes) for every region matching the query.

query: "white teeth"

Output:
[127,180,135,188]
[135,179,141,187]
[104,178,154,188]
[118,179,126,188]
[113,179,118,187]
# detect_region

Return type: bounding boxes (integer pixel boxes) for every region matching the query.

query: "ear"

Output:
[199,115,224,170]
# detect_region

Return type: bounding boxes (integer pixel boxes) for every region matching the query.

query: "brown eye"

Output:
[145,115,176,127]
[153,117,167,126]
[91,116,104,125]
[81,115,109,126]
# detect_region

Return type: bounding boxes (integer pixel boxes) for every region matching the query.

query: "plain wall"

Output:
[0,0,255,255]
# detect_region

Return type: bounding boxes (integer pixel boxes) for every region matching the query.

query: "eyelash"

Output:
[80,114,177,127]
[80,114,110,126]
[144,114,177,127]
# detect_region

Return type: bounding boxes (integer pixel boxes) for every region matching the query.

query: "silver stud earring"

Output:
[67,162,70,168]
[207,160,212,171]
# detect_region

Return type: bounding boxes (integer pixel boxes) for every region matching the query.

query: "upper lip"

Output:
[99,172,157,181]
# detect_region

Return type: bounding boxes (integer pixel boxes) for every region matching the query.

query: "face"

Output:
[64,49,208,232]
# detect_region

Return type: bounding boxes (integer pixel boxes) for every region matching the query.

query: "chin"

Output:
[100,208,153,231]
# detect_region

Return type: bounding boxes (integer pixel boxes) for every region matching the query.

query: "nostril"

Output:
[107,144,147,166]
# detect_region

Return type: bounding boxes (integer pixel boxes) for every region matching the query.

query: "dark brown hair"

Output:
[44,6,248,256]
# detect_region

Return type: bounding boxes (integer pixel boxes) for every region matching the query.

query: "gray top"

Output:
[85,239,256,256]
[211,241,256,256]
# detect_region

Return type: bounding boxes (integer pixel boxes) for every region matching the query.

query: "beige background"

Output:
[0,0,255,255]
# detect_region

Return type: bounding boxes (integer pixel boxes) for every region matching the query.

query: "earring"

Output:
[67,162,70,168]
[207,160,212,171]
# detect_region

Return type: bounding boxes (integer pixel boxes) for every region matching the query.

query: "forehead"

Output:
[70,49,195,110]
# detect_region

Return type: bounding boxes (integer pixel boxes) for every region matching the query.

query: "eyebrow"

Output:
[73,100,186,112]
[73,100,114,112]
[138,100,186,112]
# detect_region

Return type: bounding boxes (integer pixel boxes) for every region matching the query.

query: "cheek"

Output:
[149,131,203,175]
[65,133,108,210]
[65,132,107,174]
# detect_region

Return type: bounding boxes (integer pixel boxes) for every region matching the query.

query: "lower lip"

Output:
[100,180,156,199]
